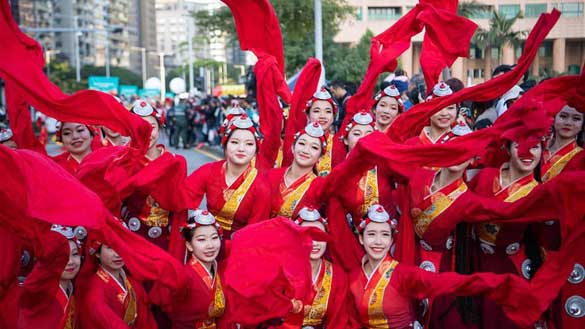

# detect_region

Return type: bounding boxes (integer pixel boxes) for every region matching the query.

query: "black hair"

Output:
[492,64,515,77]
[445,78,465,93]
[329,80,347,90]
[523,226,544,278]
[551,109,585,147]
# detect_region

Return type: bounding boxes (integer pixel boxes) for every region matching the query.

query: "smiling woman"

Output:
[52,122,94,175]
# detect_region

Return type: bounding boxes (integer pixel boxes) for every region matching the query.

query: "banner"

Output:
[88,76,120,94]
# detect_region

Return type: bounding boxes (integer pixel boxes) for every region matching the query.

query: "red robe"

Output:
[79,267,154,329]
[404,127,456,146]
[17,231,77,329]
[52,151,83,176]
[267,167,324,219]
[280,259,350,329]
[349,255,546,329]
[471,166,538,329]
[542,141,585,329]
[184,160,271,238]
[122,146,187,258]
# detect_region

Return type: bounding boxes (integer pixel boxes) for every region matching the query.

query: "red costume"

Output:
[184,160,270,238]
[471,166,538,329]
[52,152,83,175]
[542,140,584,182]
[79,266,154,329]
[122,145,187,257]
[267,167,324,219]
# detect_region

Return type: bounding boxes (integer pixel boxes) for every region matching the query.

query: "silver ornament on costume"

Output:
[521,259,532,279]
[351,111,374,125]
[128,217,141,232]
[50,224,75,239]
[568,263,584,284]
[304,122,325,139]
[73,226,87,240]
[0,128,14,142]
[564,295,585,318]
[432,82,453,98]
[505,242,520,255]
[148,226,162,239]
[296,207,324,224]
[367,205,390,223]
[420,260,436,273]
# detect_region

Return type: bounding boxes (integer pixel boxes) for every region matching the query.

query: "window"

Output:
[367,7,402,20]
[356,7,363,21]
[469,5,493,19]
[499,4,520,18]
[525,4,547,17]
[552,2,584,17]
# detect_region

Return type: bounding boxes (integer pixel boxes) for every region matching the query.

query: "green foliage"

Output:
[45,58,142,93]
[473,10,527,54]
[192,0,356,79]
[325,29,373,83]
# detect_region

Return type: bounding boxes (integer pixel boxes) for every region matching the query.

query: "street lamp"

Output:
[130,46,147,88]
[105,26,124,77]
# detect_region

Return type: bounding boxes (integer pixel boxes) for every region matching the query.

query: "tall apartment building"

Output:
[156,0,228,69]
[12,0,157,81]
[129,0,159,80]
[336,0,585,84]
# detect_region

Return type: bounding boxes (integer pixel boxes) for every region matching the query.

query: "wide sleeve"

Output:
[323,265,351,328]
[246,174,271,225]
[78,280,132,329]
[326,198,364,272]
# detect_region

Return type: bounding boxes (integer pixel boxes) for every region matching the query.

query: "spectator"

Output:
[391,69,409,94]
[329,80,351,131]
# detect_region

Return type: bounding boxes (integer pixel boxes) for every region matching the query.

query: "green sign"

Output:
[139,88,160,98]
[119,85,139,98]
[88,76,120,94]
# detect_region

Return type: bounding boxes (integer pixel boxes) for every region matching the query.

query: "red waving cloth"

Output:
[221,0,285,75]
[343,0,476,128]
[4,81,46,153]
[222,217,329,326]
[0,1,151,153]
[282,58,322,167]
[0,145,107,229]
[388,9,560,143]
[254,54,292,170]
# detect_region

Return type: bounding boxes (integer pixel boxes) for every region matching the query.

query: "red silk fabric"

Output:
[0,1,151,153]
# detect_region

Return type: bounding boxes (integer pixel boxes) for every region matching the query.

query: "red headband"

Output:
[221,114,261,147]
[306,86,338,114]
[294,121,328,152]
[343,111,376,139]
[131,100,165,126]
[294,206,328,227]
[358,204,397,233]
[374,85,404,112]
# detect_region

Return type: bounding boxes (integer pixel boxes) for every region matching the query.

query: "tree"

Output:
[192,0,353,78]
[325,29,373,83]
[473,10,527,78]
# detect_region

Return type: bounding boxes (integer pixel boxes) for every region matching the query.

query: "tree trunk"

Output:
[484,46,492,81]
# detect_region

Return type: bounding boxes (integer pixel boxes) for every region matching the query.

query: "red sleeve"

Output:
[246,174,271,225]
[0,227,22,299]
[182,161,214,208]
[326,199,364,272]
[168,210,188,261]
[79,280,132,329]
[324,265,351,328]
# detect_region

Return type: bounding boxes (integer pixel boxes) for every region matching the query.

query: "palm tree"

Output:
[473,10,527,79]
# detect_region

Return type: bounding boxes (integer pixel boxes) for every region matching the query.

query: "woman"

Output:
[542,105,584,329]
[305,87,339,176]
[472,140,543,329]
[101,126,129,147]
[79,241,154,329]
[152,209,224,329]
[267,122,327,219]
[52,122,94,175]
[348,205,543,329]
[372,85,403,133]
[542,105,584,182]
[280,207,349,328]
[183,115,270,239]
[17,225,81,329]
[122,100,187,256]
[405,82,457,146]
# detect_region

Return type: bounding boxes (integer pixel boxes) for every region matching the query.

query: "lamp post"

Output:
[159,52,166,100]
[130,46,147,87]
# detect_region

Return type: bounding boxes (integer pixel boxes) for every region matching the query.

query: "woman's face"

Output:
[225,129,257,167]
[97,244,124,272]
[61,240,81,281]
[359,222,392,262]
[300,221,327,261]
[345,124,374,152]
[61,122,92,156]
[509,142,542,174]
[143,116,160,149]
[374,96,400,127]
[554,106,583,140]
[293,134,323,168]
[430,104,457,131]
[308,100,334,131]
[187,225,221,265]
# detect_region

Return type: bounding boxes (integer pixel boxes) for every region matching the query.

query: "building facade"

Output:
[336,0,585,84]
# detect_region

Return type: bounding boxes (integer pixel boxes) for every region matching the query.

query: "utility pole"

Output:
[187,15,195,92]
[105,28,110,77]
[159,52,166,100]
[314,0,323,62]
[74,16,81,82]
